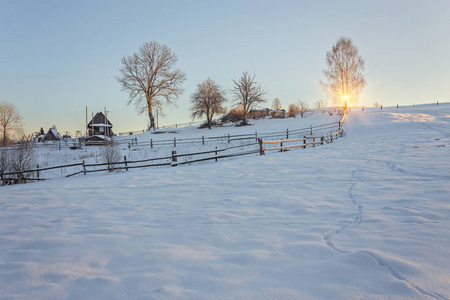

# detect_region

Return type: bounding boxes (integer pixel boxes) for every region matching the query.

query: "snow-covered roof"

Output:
[87,112,113,127]
[49,128,61,139]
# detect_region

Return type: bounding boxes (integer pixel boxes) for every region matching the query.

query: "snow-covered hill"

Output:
[27,111,343,178]
[1,103,449,299]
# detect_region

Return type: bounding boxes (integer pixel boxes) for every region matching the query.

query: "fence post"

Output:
[321,136,324,145]
[313,137,316,147]
[381,105,383,110]
[124,156,128,171]
[331,132,333,142]
[202,136,204,145]
[228,134,230,144]
[397,104,398,109]
[215,146,218,162]
[286,129,289,139]
[437,101,439,105]
[128,142,130,149]
[151,139,153,148]
[59,141,61,151]
[279,142,283,152]
[171,150,177,166]
[174,138,176,147]
[258,138,264,155]
[37,164,40,180]
[83,160,86,175]
[310,125,312,136]
[255,131,258,141]
[304,136,307,148]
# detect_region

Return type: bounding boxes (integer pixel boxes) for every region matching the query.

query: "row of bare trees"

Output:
[3,37,364,143]
[117,37,366,130]
[116,45,267,129]
[190,72,267,128]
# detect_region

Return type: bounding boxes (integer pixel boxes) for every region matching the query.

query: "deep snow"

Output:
[1,104,449,299]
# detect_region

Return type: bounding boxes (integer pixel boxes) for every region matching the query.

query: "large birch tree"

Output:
[320,37,366,108]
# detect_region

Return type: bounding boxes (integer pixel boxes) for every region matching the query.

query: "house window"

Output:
[99,127,104,133]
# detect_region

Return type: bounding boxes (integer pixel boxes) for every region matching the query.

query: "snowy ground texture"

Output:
[1,104,449,299]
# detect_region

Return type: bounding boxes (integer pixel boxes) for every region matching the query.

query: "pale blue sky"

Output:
[1,0,449,135]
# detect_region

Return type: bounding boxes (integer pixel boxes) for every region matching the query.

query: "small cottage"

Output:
[43,128,61,141]
[87,112,113,136]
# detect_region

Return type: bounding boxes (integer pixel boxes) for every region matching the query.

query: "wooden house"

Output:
[87,112,113,137]
[43,128,61,141]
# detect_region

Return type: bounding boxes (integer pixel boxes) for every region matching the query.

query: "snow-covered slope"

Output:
[1,104,449,299]
[30,111,342,178]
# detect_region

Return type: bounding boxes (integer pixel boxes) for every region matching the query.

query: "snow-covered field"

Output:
[1,104,449,299]
[26,111,342,178]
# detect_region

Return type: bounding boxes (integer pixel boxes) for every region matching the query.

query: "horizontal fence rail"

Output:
[258,129,345,155]
[1,114,346,185]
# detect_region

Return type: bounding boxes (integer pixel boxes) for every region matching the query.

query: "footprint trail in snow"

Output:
[323,162,449,300]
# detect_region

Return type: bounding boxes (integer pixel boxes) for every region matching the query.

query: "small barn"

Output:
[43,128,61,141]
[87,112,113,136]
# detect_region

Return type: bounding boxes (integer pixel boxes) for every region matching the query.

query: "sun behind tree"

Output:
[320,37,366,109]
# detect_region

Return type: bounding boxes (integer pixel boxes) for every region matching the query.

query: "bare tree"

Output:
[116,41,186,130]
[314,99,328,109]
[191,78,227,129]
[231,72,266,125]
[101,142,121,172]
[272,98,282,110]
[287,103,300,117]
[298,100,309,118]
[319,37,366,108]
[1,143,36,184]
[0,101,23,146]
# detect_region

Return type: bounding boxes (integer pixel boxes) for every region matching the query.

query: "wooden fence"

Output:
[122,121,342,150]
[0,141,259,184]
[116,120,205,136]
[1,115,346,185]
[258,129,344,155]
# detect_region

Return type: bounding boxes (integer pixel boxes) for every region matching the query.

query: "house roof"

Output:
[87,112,113,127]
[44,128,62,140]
